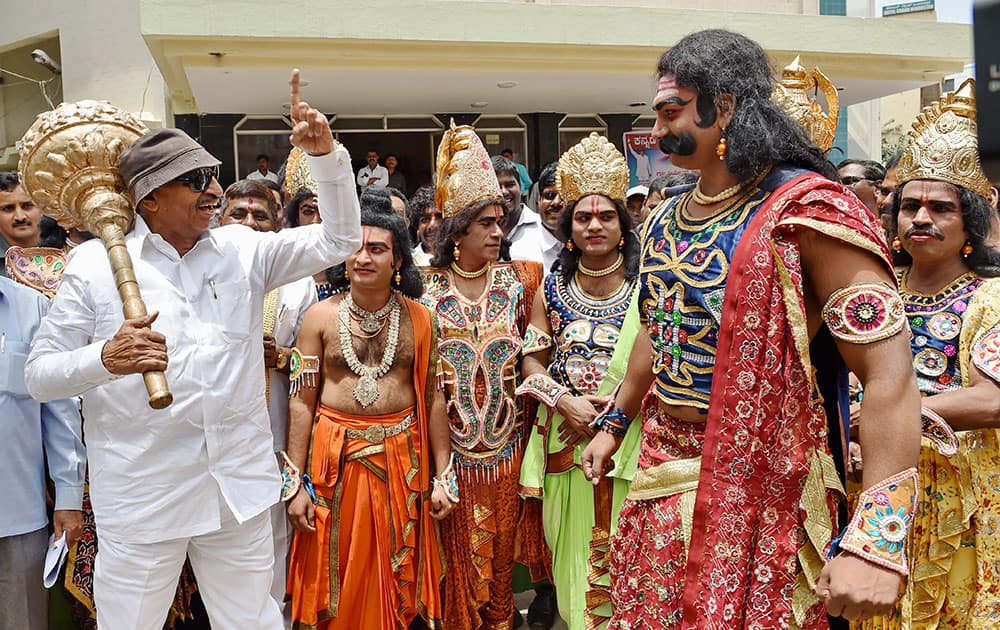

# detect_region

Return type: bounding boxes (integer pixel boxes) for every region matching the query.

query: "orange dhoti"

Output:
[287,404,444,629]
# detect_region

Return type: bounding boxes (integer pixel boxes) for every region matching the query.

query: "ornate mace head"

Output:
[771,56,839,153]
[17,100,148,235]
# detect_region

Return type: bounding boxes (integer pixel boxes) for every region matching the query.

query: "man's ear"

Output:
[716,93,736,129]
[138,194,157,217]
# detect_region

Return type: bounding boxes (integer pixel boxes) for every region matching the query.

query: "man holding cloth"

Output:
[25,71,361,629]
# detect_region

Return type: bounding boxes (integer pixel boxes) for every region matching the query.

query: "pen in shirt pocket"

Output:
[1,332,5,353]
[208,278,218,299]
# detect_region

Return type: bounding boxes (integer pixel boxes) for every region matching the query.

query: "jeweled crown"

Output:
[771,56,839,153]
[434,121,502,218]
[896,78,992,199]
[556,132,629,205]
[284,147,318,195]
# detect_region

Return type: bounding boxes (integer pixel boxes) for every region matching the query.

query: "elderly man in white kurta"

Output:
[25,74,358,629]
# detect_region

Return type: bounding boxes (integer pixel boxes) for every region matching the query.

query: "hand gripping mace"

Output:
[18,100,173,409]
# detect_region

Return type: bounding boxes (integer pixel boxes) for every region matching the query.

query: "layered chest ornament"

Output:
[899,270,980,395]
[424,266,525,453]
[546,273,634,396]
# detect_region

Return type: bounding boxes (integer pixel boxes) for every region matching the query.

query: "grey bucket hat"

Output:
[118,128,221,208]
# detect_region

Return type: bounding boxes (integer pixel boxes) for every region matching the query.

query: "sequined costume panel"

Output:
[638,189,766,411]
[899,268,980,395]
[545,273,635,397]
[420,262,538,630]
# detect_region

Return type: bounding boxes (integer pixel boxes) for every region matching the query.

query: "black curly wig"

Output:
[326,187,424,298]
[556,196,640,282]
[656,29,837,182]
[890,181,1000,278]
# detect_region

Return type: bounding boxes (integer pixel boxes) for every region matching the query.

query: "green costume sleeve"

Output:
[596,288,643,481]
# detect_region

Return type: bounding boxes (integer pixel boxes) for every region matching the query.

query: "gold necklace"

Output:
[578,252,624,278]
[450,261,491,279]
[691,169,770,206]
[348,291,396,334]
[339,293,401,407]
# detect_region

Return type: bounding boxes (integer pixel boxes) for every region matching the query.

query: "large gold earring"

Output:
[453,242,461,261]
[715,128,728,161]
[891,237,902,252]
[344,268,350,278]
[963,241,974,258]
[393,269,402,285]
[618,237,625,250]
[566,240,574,251]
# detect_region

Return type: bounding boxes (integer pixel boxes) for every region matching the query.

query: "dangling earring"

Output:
[715,128,728,161]
[453,242,461,261]
[393,269,402,285]
[618,237,625,250]
[963,241,974,258]
[891,237,902,252]
[344,268,350,278]
[566,240,574,251]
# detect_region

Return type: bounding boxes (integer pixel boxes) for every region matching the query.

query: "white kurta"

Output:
[25,148,361,545]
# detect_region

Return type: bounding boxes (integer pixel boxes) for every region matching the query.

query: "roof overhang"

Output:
[140,0,972,116]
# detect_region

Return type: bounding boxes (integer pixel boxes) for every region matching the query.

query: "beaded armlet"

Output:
[593,407,630,438]
[288,347,320,397]
[839,467,918,575]
[522,323,553,356]
[921,408,959,456]
[515,373,571,408]
[821,283,905,344]
[433,453,460,503]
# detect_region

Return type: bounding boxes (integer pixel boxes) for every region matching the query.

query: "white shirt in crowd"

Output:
[356,164,389,189]
[411,244,433,268]
[25,148,362,545]
[247,170,279,184]
[539,224,562,275]
[267,277,316,452]
[507,204,546,267]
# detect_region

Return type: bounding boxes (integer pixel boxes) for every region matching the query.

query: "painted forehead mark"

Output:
[362,225,374,247]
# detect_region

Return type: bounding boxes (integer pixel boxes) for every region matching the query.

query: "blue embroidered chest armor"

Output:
[544,273,635,397]
[638,179,776,411]
[899,269,979,395]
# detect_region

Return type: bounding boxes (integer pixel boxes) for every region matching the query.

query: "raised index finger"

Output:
[289,69,301,121]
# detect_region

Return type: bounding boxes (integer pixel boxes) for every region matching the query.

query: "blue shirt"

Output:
[0,276,85,537]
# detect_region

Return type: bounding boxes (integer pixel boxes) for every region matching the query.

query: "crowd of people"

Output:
[3,27,1000,630]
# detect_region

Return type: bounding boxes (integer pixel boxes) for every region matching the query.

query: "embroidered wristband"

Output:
[432,453,460,503]
[920,407,959,456]
[522,323,553,356]
[515,373,571,408]
[821,283,905,344]
[279,451,301,502]
[288,347,320,397]
[839,467,918,575]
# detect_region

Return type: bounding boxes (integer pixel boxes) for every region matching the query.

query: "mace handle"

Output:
[100,223,174,409]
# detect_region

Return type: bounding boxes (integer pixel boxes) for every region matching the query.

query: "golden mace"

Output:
[18,100,173,409]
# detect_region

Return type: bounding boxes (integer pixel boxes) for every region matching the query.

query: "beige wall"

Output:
[0,0,168,157]
[490,0,818,12]
[0,37,61,151]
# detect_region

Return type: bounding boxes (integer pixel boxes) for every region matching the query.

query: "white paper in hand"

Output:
[43,533,69,588]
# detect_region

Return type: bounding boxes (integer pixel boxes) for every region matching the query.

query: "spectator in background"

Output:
[407,185,440,267]
[285,188,335,302]
[259,179,285,228]
[838,158,885,217]
[625,184,648,226]
[501,148,532,193]
[387,187,409,225]
[357,150,389,190]
[535,162,564,273]
[247,153,279,184]
[876,153,901,233]
[493,155,545,265]
[0,172,42,274]
[643,171,699,221]
[385,154,407,193]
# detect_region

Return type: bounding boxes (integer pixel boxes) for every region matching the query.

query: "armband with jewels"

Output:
[522,323,553,356]
[433,453,460,503]
[838,467,918,575]
[821,282,905,344]
[920,407,959,456]
[593,407,630,438]
[515,373,571,408]
[279,451,301,502]
[288,347,320,397]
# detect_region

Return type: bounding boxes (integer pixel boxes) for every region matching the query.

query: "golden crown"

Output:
[896,78,992,199]
[284,147,318,195]
[771,56,839,153]
[434,121,502,219]
[556,133,629,205]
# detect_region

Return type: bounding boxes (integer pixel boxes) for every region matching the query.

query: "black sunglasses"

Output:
[174,166,220,193]
[840,175,872,188]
